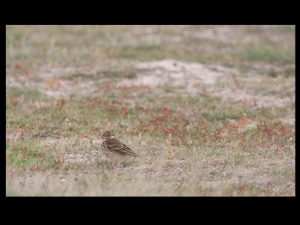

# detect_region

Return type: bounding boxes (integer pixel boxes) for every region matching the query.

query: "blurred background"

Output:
[6,25,295,196]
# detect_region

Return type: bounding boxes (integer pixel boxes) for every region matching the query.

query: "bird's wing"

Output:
[105,138,137,157]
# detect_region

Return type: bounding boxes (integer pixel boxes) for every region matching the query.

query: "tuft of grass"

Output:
[267,69,278,78]
[283,67,295,77]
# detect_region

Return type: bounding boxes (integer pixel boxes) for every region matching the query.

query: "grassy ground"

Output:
[6,25,295,196]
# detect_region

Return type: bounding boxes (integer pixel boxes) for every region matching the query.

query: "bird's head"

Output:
[101,131,115,140]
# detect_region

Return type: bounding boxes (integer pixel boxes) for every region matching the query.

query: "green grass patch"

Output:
[102,69,137,79]
[7,87,45,100]
[49,109,67,124]
[118,44,165,61]
[238,44,295,63]
[62,73,101,81]
[8,117,29,127]
[62,69,137,81]
[201,108,244,122]
[7,141,54,169]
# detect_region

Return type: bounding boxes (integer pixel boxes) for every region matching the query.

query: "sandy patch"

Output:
[6,59,294,109]
[118,60,235,88]
[117,59,294,108]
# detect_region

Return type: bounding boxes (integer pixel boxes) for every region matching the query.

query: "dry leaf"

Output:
[45,79,60,89]
[56,97,66,108]
[120,106,129,115]
[18,149,27,159]
[237,115,251,128]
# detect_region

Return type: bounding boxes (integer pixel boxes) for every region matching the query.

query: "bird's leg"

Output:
[104,152,113,169]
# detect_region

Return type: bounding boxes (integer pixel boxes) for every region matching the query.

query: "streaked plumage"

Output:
[99,131,137,157]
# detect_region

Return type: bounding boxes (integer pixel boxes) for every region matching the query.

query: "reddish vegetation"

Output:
[45,79,61,90]
[120,106,129,115]
[87,92,294,151]
[14,61,29,76]
[56,97,66,108]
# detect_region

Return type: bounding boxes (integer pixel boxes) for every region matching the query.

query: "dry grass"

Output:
[6,25,295,196]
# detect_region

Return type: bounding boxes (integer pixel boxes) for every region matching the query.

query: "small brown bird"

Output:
[99,131,137,157]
